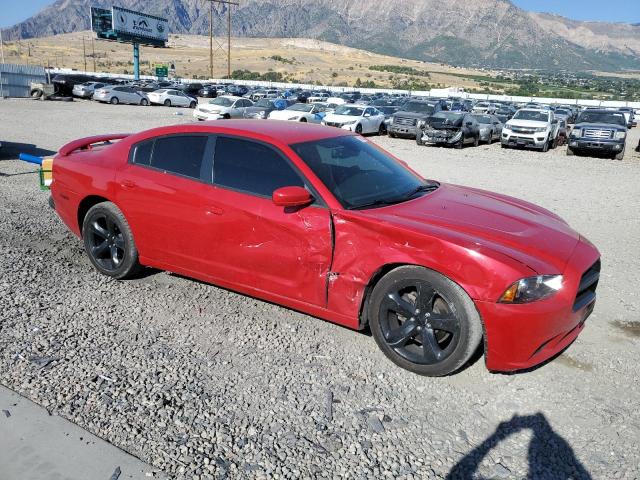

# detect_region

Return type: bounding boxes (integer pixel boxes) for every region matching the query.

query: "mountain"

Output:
[4,0,640,71]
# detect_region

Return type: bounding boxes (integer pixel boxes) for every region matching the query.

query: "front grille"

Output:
[511,126,536,134]
[325,122,343,128]
[583,129,613,140]
[394,116,417,127]
[573,259,600,312]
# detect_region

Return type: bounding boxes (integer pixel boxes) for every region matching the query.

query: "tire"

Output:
[542,137,549,153]
[368,266,483,377]
[566,147,575,156]
[501,143,508,149]
[378,123,387,136]
[31,89,43,99]
[416,133,424,146]
[389,131,397,138]
[223,114,231,120]
[140,99,149,106]
[473,134,480,147]
[355,124,363,135]
[189,101,196,109]
[164,99,171,107]
[299,117,307,122]
[454,136,464,149]
[82,202,141,280]
[615,149,625,161]
[110,97,119,105]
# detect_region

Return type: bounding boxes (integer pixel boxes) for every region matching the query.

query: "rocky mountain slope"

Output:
[4,0,640,71]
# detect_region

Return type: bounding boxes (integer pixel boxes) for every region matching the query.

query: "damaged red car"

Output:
[50,121,600,376]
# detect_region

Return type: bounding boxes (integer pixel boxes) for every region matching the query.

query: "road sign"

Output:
[155,65,169,77]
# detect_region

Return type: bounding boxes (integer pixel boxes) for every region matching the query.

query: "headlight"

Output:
[571,128,581,138]
[417,120,426,128]
[499,275,563,304]
[615,131,626,140]
[534,127,547,133]
[480,127,489,134]
[342,120,357,126]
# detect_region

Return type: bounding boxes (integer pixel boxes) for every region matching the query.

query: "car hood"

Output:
[574,122,626,131]
[198,105,228,113]
[394,111,434,119]
[270,110,303,119]
[506,119,548,128]
[364,183,580,274]
[244,106,274,114]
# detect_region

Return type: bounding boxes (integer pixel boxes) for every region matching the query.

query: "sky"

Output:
[0,0,639,28]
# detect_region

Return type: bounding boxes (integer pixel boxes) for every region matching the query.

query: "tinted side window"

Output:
[149,136,209,179]
[131,140,153,166]
[213,137,304,197]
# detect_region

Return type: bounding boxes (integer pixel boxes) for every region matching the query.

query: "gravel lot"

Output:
[1,98,640,479]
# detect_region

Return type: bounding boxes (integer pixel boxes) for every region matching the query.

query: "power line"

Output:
[204,0,238,79]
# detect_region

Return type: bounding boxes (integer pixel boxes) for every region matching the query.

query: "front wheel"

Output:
[473,134,480,147]
[299,117,307,122]
[368,266,483,376]
[542,137,549,152]
[389,131,397,138]
[110,97,119,105]
[140,99,149,106]
[82,202,141,280]
[189,101,196,109]
[164,99,171,107]
[355,124,363,135]
[615,149,625,161]
[378,123,387,136]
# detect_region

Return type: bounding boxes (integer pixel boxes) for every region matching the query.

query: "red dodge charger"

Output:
[50,121,600,376]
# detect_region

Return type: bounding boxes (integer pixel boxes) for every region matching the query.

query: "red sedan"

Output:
[50,121,600,376]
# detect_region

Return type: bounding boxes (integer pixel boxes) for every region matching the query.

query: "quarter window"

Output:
[213,137,304,197]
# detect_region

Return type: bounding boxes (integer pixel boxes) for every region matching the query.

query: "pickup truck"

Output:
[567,109,627,160]
[388,99,447,139]
[501,109,558,152]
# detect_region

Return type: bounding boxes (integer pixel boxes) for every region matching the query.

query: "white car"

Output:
[501,109,559,152]
[307,92,330,103]
[268,103,327,123]
[147,89,197,108]
[72,81,108,98]
[322,105,387,135]
[193,96,254,120]
[472,102,498,114]
[326,97,347,105]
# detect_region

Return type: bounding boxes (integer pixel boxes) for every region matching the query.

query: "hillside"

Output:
[4,0,640,71]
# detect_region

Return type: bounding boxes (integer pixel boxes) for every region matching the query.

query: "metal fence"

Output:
[0,63,47,98]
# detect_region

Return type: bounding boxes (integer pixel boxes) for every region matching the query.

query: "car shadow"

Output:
[0,142,57,161]
[446,412,592,480]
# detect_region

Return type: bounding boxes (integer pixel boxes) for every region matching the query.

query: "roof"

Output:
[128,120,353,145]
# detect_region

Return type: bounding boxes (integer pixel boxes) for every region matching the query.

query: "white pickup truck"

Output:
[501,109,559,152]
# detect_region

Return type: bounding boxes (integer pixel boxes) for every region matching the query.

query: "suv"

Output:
[567,109,627,160]
[388,99,447,138]
[501,109,558,152]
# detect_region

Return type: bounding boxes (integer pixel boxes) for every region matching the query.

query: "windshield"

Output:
[576,111,626,126]
[290,136,432,209]
[513,110,549,122]
[287,104,313,112]
[402,102,436,114]
[475,102,489,108]
[471,114,492,124]
[431,112,464,122]
[254,99,273,108]
[334,106,364,116]
[209,97,234,106]
[554,109,569,115]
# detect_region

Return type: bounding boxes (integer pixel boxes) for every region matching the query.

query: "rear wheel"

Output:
[110,97,119,105]
[164,99,171,107]
[189,101,196,108]
[82,202,140,280]
[368,266,483,377]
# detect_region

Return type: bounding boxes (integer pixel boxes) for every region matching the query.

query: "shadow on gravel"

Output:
[446,412,591,480]
[0,142,56,162]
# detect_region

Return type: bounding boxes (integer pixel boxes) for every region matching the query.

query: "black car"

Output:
[296,91,313,103]
[495,105,517,123]
[567,109,628,160]
[175,83,203,99]
[198,85,218,98]
[388,99,448,138]
[243,98,293,119]
[226,84,249,96]
[416,111,480,148]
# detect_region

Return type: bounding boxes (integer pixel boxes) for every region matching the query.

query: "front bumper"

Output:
[479,238,600,372]
[568,139,624,153]
[193,111,223,121]
[419,129,462,145]
[389,124,418,138]
[502,131,548,149]
[323,122,357,131]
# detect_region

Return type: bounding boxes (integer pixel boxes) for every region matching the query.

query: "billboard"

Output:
[90,7,113,34]
[112,6,168,43]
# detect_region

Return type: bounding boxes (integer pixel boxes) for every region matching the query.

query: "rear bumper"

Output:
[480,238,600,372]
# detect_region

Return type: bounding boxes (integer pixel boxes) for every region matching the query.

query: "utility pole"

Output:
[0,28,5,64]
[205,0,238,79]
[82,36,87,71]
[91,36,96,71]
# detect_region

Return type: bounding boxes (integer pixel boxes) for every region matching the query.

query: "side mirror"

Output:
[272,186,314,207]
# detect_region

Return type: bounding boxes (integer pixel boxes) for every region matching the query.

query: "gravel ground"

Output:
[1,98,640,479]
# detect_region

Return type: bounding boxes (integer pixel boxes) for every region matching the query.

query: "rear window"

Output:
[131,135,209,180]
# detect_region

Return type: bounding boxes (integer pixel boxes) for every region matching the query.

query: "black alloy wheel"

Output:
[369,266,482,376]
[355,124,363,135]
[82,202,140,279]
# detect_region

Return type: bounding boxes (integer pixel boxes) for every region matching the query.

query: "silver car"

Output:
[147,89,197,108]
[72,82,107,98]
[93,86,150,106]
[193,96,254,120]
[471,114,503,144]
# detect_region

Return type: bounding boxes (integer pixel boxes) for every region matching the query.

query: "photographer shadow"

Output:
[446,412,592,480]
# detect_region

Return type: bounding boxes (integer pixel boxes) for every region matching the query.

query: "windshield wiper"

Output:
[349,183,439,210]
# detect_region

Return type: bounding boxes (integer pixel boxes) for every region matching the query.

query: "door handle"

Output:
[206,205,224,216]
[121,180,137,189]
